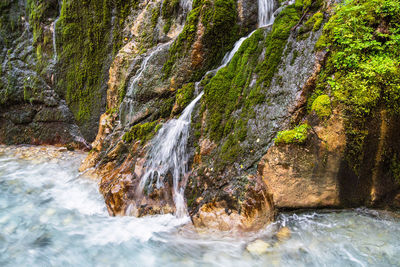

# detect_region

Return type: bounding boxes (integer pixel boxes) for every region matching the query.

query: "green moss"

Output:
[311,94,332,118]
[163,0,239,81]
[151,4,161,29]
[161,0,180,19]
[256,4,302,89]
[204,29,264,141]
[291,50,299,65]
[275,123,311,145]
[158,97,175,118]
[57,0,139,128]
[299,11,324,35]
[204,3,306,143]
[174,82,195,114]
[122,121,161,143]
[313,0,400,173]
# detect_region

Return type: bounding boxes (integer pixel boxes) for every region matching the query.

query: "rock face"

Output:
[259,111,345,208]
[259,108,400,210]
[257,0,400,211]
[0,0,87,148]
[80,0,334,230]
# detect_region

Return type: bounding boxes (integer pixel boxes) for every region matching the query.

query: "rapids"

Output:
[0,146,399,266]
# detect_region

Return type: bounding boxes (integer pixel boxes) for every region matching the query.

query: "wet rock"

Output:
[259,111,344,208]
[188,174,275,232]
[276,227,291,242]
[246,239,271,255]
[394,194,400,208]
[4,108,36,125]
[237,0,258,31]
[33,106,74,123]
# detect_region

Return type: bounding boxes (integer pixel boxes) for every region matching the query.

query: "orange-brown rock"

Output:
[259,111,345,208]
[189,173,275,232]
[259,106,400,210]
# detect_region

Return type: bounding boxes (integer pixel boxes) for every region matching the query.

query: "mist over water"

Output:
[0,146,399,266]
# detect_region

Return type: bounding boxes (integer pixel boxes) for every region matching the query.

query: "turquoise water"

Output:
[0,146,399,266]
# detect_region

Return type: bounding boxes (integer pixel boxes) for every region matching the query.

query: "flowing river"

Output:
[0,146,399,266]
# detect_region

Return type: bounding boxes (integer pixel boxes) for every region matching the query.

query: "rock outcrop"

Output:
[0,0,87,148]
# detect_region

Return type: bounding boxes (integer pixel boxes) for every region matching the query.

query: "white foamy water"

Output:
[136,0,277,215]
[139,92,204,217]
[180,0,193,12]
[52,1,63,61]
[0,146,399,266]
[258,0,275,27]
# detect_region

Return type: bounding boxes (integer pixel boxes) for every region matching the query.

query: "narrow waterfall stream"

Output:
[0,146,399,266]
[137,0,278,215]
[139,92,204,217]
[258,0,275,26]
[52,1,63,62]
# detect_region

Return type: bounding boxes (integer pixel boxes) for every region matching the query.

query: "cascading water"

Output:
[137,0,277,217]
[127,42,172,97]
[52,1,63,61]
[180,0,193,12]
[120,0,194,127]
[217,29,257,72]
[258,0,275,27]
[120,41,173,126]
[139,92,204,217]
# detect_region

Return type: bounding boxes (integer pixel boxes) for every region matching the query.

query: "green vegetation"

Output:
[275,123,311,145]
[163,0,239,80]
[57,0,139,128]
[173,83,195,114]
[391,155,400,185]
[299,11,324,34]
[311,94,332,118]
[314,0,400,172]
[161,0,180,33]
[201,1,323,164]
[122,121,162,143]
[316,0,400,116]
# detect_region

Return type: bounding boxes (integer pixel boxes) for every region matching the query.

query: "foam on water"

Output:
[0,146,399,266]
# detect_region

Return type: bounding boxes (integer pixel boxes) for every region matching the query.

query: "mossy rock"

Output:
[311,94,332,119]
[122,121,162,143]
[275,123,310,145]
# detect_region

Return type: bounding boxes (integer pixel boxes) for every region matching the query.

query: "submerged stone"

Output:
[246,239,271,255]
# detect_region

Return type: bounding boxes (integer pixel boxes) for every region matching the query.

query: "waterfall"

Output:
[216,29,257,72]
[126,42,172,97]
[135,0,276,217]
[52,1,63,61]
[180,0,192,11]
[139,92,204,217]
[258,0,275,27]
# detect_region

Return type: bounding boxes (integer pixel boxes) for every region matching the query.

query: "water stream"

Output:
[258,0,275,27]
[0,146,399,266]
[136,0,278,214]
[52,1,63,62]
[139,92,204,217]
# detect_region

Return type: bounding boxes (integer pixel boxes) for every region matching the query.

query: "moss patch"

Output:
[173,82,195,114]
[163,0,240,81]
[275,123,310,145]
[313,0,400,173]
[122,121,161,143]
[57,0,139,137]
[311,94,332,119]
